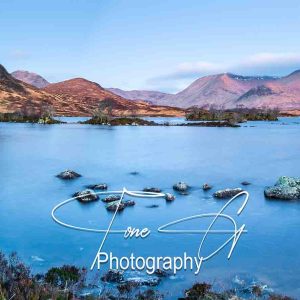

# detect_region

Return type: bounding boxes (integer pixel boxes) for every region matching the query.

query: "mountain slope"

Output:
[107,88,170,103]
[0,64,60,114]
[11,70,50,88]
[0,65,184,116]
[158,73,278,108]
[43,78,184,116]
[235,71,300,109]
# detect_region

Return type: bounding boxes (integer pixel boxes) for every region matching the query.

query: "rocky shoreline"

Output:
[0,250,294,300]
[8,115,299,127]
[0,172,298,299]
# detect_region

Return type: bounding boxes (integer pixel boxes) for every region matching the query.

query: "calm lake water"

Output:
[0,117,300,299]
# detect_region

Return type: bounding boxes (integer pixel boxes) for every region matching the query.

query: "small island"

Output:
[185,106,279,122]
[82,116,157,126]
[0,102,63,124]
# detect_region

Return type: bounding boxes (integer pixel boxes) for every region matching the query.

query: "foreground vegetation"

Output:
[0,251,294,300]
[186,106,279,123]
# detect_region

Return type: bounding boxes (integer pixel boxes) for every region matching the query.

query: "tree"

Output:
[93,98,115,122]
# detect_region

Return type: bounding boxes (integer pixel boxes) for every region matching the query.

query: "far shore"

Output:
[0,108,299,128]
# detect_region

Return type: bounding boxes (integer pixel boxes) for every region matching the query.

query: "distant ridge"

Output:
[107,88,170,103]
[11,70,50,88]
[43,77,184,116]
[0,64,184,117]
[132,71,300,110]
[5,65,300,113]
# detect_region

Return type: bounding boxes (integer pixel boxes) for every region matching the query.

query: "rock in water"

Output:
[123,200,136,207]
[202,183,212,190]
[73,189,99,203]
[101,269,124,283]
[56,170,81,179]
[130,171,139,175]
[241,181,251,186]
[102,195,121,203]
[165,193,175,201]
[86,183,108,190]
[214,188,244,198]
[173,182,188,192]
[146,204,159,208]
[143,187,162,193]
[264,176,300,200]
[106,201,125,212]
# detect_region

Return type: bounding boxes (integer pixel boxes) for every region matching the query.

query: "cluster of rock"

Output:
[58,169,300,210]
[264,176,300,200]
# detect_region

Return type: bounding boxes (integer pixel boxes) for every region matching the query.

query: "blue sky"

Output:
[1,0,300,92]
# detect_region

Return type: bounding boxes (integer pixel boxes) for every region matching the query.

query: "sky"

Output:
[1,0,300,93]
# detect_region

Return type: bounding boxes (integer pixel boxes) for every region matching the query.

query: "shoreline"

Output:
[0,250,294,300]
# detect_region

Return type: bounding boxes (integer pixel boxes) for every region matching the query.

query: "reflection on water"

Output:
[0,117,299,299]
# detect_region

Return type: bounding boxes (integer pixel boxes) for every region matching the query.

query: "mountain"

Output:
[0,64,59,114]
[234,71,300,110]
[43,78,184,116]
[0,65,184,116]
[11,70,50,88]
[107,88,170,103]
[156,73,280,108]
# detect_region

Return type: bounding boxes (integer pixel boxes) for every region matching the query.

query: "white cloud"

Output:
[148,52,300,92]
[234,53,300,74]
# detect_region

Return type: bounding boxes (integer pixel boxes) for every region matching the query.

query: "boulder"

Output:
[146,204,159,208]
[123,200,136,207]
[241,181,251,186]
[102,195,121,203]
[202,183,212,191]
[73,189,99,203]
[106,201,125,212]
[264,176,300,200]
[101,269,124,283]
[173,182,188,192]
[214,188,244,199]
[56,170,81,180]
[165,193,175,201]
[143,187,162,193]
[86,183,108,190]
[130,171,139,175]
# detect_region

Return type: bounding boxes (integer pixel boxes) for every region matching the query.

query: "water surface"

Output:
[0,117,299,298]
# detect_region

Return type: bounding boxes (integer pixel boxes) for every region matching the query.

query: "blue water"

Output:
[0,117,299,299]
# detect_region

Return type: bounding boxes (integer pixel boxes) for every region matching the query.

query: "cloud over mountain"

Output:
[149,53,300,91]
